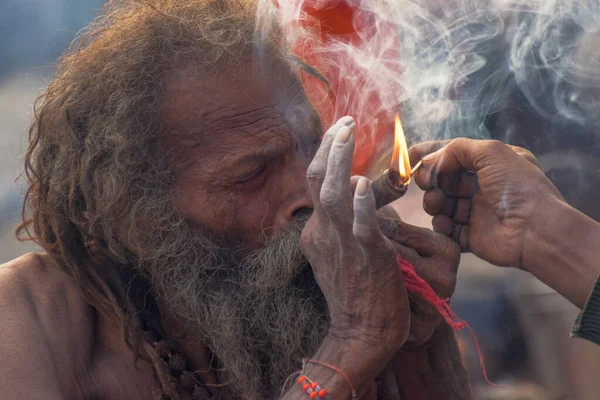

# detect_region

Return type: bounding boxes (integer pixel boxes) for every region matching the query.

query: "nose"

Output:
[276,157,314,226]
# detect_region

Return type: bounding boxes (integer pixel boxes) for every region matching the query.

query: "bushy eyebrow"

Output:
[231,134,292,164]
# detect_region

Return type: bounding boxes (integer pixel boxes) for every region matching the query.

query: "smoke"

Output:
[256,0,600,171]
[508,0,600,128]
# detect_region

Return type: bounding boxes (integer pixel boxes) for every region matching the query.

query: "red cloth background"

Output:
[274,0,402,176]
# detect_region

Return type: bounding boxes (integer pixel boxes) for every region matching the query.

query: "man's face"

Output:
[154,61,329,398]
[164,61,322,248]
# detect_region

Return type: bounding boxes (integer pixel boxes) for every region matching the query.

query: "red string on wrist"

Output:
[303,358,357,398]
[297,375,330,400]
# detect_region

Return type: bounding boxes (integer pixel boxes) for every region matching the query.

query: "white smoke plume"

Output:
[256,0,600,172]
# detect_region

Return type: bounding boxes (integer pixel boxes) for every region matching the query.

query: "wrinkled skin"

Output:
[284,115,464,399]
[167,62,466,398]
[300,118,411,349]
[409,138,562,269]
[380,216,460,347]
[0,62,466,400]
[409,138,600,311]
[168,62,461,354]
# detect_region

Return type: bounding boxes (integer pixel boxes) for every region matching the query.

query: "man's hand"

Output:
[409,138,600,310]
[379,216,460,347]
[377,218,471,399]
[296,116,411,398]
[409,138,563,269]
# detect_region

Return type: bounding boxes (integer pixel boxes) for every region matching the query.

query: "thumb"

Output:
[420,138,516,175]
[411,139,518,192]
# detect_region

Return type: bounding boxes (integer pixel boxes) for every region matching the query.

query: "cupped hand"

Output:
[409,138,563,269]
[379,215,461,348]
[301,117,410,356]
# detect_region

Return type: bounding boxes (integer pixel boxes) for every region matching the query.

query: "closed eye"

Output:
[235,165,267,184]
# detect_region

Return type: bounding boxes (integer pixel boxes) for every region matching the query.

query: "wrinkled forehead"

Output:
[161,60,322,160]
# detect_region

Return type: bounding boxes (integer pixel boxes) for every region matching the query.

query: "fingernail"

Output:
[335,126,352,143]
[356,178,369,196]
[338,116,355,127]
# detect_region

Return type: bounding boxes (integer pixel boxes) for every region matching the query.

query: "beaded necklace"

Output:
[145,330,227,400]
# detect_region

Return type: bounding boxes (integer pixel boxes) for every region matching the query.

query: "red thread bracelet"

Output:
[303,359,357,399]
[297,375,330,399]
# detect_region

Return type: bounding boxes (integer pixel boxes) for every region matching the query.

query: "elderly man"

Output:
[0,1,470,399]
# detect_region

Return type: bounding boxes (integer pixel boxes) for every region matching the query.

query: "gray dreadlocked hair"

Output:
[18,0,290,397]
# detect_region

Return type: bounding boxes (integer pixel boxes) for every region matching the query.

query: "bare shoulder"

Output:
[0,253,96,399]
[0,253,95,327]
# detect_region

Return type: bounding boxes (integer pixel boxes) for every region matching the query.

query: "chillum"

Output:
[371,169,408,210]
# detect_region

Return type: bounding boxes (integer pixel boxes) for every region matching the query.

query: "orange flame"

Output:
[391,114,412,185]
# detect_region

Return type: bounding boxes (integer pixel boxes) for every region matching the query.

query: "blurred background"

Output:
[0,0,105,259]
[2,1,600,399]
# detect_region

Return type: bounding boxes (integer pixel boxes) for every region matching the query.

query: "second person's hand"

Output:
[409,138,563,270]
